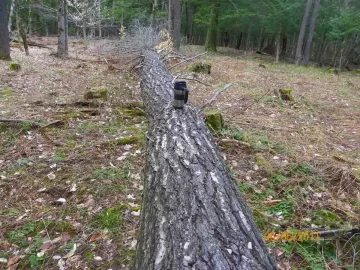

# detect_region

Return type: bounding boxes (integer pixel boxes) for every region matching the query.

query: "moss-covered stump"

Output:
[84,87,108,101]
[9,63,21,71]
[187,62,211,74]
[279,88,295,101]
[328,68,339,75]
[203,110,224,131]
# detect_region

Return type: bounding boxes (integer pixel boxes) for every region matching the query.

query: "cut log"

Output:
[134,50,276,270]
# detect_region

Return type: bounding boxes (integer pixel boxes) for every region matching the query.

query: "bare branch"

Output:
[200,83,233,111]
[178,77,212,86]
[169,51,208,70]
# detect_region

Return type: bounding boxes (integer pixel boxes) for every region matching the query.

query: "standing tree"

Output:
[168,0,181,49]
[205,0,219,52]
[57,0,68,56]
[0,0,11,60]
[302,0,321,64]
[295,0,313,65]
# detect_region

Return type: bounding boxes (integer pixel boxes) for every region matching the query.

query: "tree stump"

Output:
[134,50,276,270]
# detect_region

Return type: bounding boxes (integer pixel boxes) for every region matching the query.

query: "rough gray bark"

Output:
[134,50,277,270]
[57,0,68,56]
[168,0,181,50]
[0,0,11,60]
[302,0,320,64]
[295,0,313,65]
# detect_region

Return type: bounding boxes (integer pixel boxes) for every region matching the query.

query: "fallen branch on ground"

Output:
[169,51,208,70]
[178,77,212,86]
[200,83,233,111]
[316,228,360,238]
[239,89,273,112]
[0,118,64,129]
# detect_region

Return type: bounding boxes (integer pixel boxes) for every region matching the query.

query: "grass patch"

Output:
[0,88,14,97]
[91,205,127,234]
[93,167,129,180]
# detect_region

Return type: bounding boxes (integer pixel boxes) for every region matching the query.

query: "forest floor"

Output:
[0,38,359,270]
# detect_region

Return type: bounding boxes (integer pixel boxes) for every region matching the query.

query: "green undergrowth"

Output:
[218,125,359,268]
[219,128,289,154]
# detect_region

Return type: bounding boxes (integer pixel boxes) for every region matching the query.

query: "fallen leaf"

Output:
[70,184,77,192]
[128,202,138,208]
[37,251,45,257]
[47,172,56,180]
[88,233,102,243]
[40,241,52,251]
[131,210,140,216]
[61,232,71,243]
[127,194,136,200]
[6,255,20,268]
[62,243,77,259]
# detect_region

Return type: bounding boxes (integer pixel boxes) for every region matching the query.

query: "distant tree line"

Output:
[1,0,360,69]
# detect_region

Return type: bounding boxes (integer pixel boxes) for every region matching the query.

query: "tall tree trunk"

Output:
[151,0,159,27]
[235,32,242,50]
[302,0,321,64]
[315,32,327,65]
[281,35,287,56]
[57,0,68,56]
[168,0,181,50]
[295,0,313,65]
[15,3,23,52]
[205,2,219,52]
[98,0,101,38]
[0,0,11,60]
[8,0,15,33]
[134,50,277,270]
[275,29,281,63]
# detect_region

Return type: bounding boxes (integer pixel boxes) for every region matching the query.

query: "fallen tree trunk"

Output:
[135,50,276,270]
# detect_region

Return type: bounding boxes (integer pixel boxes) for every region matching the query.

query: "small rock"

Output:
[94,256,103,261]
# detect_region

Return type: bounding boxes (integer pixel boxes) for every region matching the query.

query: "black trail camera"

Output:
[173,81,188,109]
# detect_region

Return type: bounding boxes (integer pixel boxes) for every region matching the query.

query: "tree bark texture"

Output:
[134,50,277,270]
[302,0,320,64]
[205,2,219,52]
[57,0,68,56]
[295,0,313,65]
[168,0,181,50]
[0,0,11,60]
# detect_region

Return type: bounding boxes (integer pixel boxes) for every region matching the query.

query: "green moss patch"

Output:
[115,135,145,146]
[203,110,224,131]
[0,88,14,98]
[187,62,212,74]
[279,88,295,102]
[9,63,21,71]
[328,68,339,75]
[84,87,108,101]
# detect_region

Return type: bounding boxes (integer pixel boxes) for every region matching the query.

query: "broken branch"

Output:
[169,51,208,70]
[200,83,233,111]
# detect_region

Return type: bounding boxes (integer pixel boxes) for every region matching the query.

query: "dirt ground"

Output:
[0,38,359,269]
